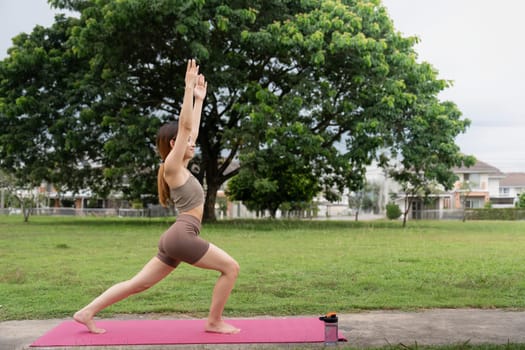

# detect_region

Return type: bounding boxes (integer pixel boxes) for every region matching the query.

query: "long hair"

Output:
[156,122,179,207]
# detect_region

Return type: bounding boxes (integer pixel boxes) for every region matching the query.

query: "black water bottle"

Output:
[319,312,338,345]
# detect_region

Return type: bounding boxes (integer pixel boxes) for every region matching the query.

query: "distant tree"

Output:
[516,193,525,208]
[0,167,37,221]
[382,99,476,226]
[459,179,474,222]
[348,182,380,221]
[0,170,13,211]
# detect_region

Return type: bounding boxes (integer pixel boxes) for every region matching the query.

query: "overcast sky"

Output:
[382,0,525,172]
[1,0,524,172]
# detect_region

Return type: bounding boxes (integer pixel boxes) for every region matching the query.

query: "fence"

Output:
[2,207,525,221]
[0,206,175,218]
[464,208,525,220]
[410,209,465,220]
[411,208,525,221]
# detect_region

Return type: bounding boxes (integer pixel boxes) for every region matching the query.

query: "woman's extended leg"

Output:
[193,243,240,334]
[74,257,174,333]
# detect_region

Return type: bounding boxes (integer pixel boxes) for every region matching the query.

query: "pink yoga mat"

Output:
[31,317,346,347]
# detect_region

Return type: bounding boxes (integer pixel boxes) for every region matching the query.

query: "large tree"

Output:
[0,0,472,221]
[227,0,473,215]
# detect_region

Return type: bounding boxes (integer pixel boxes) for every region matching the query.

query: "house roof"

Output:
[453,159,505,176]
[500,172,525,187]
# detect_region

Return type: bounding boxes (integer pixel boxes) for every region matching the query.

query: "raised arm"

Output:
[180,59,199,139]
[163,59,199,185]
[191,74,207,142]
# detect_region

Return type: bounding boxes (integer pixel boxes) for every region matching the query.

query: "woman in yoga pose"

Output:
[74,59,240,335]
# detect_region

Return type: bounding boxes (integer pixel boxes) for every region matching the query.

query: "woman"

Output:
[74,59,240,335]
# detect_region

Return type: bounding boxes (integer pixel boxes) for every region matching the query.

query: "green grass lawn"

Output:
[1,216,525,321]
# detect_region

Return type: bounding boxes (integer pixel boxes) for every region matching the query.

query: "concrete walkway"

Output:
[2,309,525,349]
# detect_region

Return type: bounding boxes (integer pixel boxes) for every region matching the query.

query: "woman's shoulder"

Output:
[165,167,191,189]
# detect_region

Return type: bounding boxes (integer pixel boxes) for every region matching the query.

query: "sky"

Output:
[382,0,525,172]
[1,0,524,172]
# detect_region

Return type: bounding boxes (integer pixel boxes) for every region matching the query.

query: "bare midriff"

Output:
[182,205,204,222]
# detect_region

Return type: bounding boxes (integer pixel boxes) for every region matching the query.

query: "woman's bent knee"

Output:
[227,259,240,278]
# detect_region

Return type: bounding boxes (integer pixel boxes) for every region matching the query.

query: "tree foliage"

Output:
[382,99,476,226]
[0,0,473,221]
[348,181,380,221]
[227,121,323,217]
[517,193,525,209]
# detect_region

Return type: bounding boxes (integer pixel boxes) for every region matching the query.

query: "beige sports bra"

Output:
[170,174,205,212]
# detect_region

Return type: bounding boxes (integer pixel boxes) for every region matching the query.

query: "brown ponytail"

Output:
[156,122,179,207]
[157,163,171,207]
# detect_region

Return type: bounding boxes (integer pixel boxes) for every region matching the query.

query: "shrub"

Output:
[386,203,402,220]
[465,208,525,220]
[517,193,525,208]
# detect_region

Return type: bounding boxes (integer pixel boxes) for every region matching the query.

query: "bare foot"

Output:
[73,310,106,334]
[205,320,240,334]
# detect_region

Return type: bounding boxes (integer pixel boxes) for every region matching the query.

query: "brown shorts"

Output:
[156,214,210,267]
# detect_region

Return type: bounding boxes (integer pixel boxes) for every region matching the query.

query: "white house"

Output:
[496,172,525,207]
[384,159,516,220]
[451,160,506,209]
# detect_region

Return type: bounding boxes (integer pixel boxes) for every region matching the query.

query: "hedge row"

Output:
[465,208,525,220]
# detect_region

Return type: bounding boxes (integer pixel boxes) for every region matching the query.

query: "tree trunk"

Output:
[462,194,469,222]
[23,204,31,223]
[199,127,240,222]
[402,196,411,227]
[203,182,219,222]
